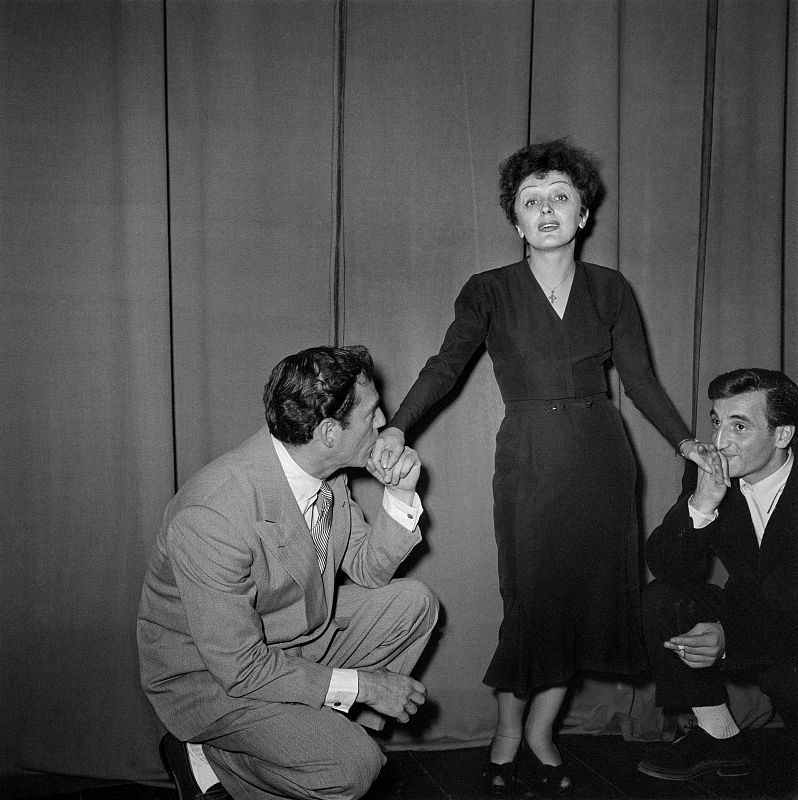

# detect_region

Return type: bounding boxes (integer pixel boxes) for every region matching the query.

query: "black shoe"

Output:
[482,739,520,797]
[523,746,573,796]
[159,733,233,800]
[482,760,517,797]
[637,726,751,781]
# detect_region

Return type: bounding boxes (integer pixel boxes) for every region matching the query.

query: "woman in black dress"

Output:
[371,139,710,795]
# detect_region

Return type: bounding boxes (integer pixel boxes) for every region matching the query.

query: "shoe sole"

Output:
[637,759,751,781]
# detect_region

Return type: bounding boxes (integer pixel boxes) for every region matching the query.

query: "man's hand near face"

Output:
[690,443,731,516]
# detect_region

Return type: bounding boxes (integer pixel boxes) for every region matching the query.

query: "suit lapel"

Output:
[726,483,761,562]
[249,430,327,615]
[759,459,798,577]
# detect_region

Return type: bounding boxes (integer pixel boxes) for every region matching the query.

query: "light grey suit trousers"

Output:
[198,578,438,800]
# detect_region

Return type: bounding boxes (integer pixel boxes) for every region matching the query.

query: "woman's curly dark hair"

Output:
[263,345,375,445]
[498,138,603,225]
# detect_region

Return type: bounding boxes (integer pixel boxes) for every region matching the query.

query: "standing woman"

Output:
[371,139,709,795]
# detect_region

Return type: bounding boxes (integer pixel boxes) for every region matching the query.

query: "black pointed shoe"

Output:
[523,745,573,796]
[159,732,233,800]
[637,726,751,781]
[482,759,518,797]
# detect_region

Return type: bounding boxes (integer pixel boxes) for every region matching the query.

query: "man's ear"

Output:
[315,418,339,449]
[775,424,795,450]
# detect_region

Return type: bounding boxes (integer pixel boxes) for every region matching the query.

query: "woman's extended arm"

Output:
[371,274,490,473]
[610,275,711,473]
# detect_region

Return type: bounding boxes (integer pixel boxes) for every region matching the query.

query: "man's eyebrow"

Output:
[711,411,754,424]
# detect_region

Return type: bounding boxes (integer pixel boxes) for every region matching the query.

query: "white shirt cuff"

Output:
[687,495,718,528]
[382,489,423,531]
[325,668,358,712]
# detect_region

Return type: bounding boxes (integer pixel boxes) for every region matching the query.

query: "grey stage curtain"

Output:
[2,0,796,783]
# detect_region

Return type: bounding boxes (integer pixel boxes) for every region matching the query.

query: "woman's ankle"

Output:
[490,732,522,764]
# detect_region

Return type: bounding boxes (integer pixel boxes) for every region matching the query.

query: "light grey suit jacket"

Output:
[137,425,421,740]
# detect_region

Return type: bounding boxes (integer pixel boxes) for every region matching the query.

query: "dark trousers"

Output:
[642,579,798,730]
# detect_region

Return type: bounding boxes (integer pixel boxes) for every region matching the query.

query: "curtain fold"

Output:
[2,0,796,781]
[1,0,173,779]
[164,0,340,483]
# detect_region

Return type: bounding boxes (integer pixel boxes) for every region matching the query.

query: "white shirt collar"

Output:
[271,434,324,515]
[739,448,793,510]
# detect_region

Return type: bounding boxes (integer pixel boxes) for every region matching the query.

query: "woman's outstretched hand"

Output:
[369,427,405,481]
[682,439,715,476]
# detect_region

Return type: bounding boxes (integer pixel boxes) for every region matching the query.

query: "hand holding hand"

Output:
[691,443,730,514]
[367,446,421,502]
[682,439,714,474]
[369,427,405,481]
[356,668,427,724]
[664,621,725,668]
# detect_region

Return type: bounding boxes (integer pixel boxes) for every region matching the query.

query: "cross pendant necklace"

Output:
[536,268,574,305]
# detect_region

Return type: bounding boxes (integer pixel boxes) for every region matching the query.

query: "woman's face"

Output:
[513,170,588,252]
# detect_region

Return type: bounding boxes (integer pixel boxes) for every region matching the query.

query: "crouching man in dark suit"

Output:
[137,345,439,800]
[638,367,798,781]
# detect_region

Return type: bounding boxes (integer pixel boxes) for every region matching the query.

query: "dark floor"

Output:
[3,729,797,800]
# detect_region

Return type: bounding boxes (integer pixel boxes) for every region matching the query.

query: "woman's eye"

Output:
[524,198,539,207]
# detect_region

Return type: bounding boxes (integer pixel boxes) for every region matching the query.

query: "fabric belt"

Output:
[504,394,605,413]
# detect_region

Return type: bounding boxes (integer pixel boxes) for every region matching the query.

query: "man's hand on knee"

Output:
[356,668,426,723]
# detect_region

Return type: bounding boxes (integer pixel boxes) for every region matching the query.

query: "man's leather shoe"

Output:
[637,726,751,780]
[159,732,232,800]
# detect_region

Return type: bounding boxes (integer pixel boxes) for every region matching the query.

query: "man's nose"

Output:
[714,425,727,449]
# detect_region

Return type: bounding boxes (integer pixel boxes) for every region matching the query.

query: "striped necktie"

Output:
[310,481,333,573]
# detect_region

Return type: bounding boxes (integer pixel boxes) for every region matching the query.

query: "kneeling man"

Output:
[138,345,438,800]
[639,367,798,780]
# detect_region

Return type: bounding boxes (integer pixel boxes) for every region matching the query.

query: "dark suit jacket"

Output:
[646,458,798,668]
[137,426,421,741]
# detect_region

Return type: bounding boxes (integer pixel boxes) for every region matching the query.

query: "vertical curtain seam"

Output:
[526,0,534,147]
[330,0,347,346]
[162,0,178,494]
[780,0,791,369]
[617,0,622,278]
[615,0,623,409]
[522,0,535,262]
[690,0,718,435]
[455,3,479,269]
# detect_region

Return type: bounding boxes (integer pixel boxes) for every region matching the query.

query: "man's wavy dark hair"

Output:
[263,345,375,445]
[498,138,603,226]
[708,368,798,429]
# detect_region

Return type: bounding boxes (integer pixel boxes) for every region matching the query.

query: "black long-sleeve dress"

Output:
[389,260,690,696]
